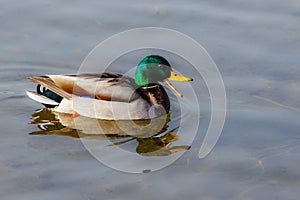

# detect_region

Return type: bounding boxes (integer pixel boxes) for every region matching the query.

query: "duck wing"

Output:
[28,73,140,102]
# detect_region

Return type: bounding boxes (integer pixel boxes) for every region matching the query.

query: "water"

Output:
[1,0,300,199]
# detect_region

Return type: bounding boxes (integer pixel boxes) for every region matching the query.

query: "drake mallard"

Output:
[26,55,193,120]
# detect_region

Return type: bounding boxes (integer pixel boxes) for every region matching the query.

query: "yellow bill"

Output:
[164,71,193,97]
[169,71,193,82]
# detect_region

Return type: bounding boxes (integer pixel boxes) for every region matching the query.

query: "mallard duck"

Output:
[26,55,193,120]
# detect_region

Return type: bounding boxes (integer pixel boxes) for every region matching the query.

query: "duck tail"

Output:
[26,90,59,108]
[27,76,72,100]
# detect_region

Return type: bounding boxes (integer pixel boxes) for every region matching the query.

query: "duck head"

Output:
[135,55,193,97]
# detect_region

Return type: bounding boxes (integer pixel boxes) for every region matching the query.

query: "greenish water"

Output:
[1,0,300,199]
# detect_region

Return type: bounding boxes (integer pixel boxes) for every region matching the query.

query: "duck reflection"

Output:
[29,108,190,156]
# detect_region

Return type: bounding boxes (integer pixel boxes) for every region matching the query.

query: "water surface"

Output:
[0,0,300,199]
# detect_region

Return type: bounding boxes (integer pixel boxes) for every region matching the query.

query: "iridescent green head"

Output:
[134,55,193,97]
[135,55,172,86]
